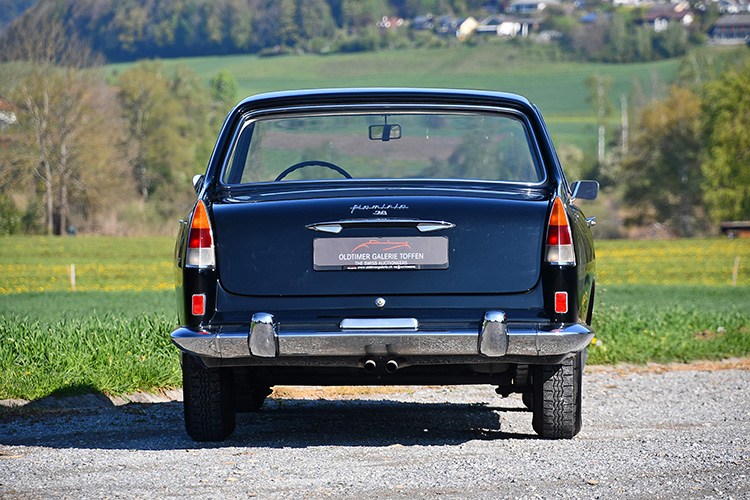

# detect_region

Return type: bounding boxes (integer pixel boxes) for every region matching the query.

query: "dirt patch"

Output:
[270,385,415,400]
[587,357,750,375]
[694,329,721,341]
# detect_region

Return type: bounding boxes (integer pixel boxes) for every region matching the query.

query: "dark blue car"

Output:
[172,88,598,441]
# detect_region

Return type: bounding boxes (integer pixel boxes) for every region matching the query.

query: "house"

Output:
[637,3,694,32]
[477,15,531,37]
[435,16,479,39]
[711,13,750,41]
[505,0,560,14]
[377,16,405,30]
[457,17,479,40]
[435,16,459,36]
[413,15,434,30]
[579,12,610,24]
[717,0,744,14]
[0,98,17,132]
[612,0,643,7]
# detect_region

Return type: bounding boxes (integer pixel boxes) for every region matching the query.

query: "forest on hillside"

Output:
[0,0,492,60]
[0,0,713,63]
[0,0,35,30]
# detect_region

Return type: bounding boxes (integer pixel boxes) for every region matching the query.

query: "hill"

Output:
[105,45,681,154]
[2,0,705,64]
[1,0,489,62]
[0,0,34,31]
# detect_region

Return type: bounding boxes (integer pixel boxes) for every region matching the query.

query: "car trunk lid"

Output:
[212,191,549,297]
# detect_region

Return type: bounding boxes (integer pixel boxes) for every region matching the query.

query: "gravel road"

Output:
[1,364,749,500]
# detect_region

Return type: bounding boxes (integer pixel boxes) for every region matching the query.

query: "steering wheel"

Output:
[274,160,352,182]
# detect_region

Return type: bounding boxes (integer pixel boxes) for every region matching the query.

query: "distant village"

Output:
[381,0,750,44]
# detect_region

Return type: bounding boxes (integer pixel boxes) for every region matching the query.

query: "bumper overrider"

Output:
[171,311,593,363]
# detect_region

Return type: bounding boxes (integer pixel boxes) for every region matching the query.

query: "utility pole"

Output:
[620,93,628,156]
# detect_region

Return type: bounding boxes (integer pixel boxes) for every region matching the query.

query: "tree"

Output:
[0,15,126,235]
[277,0,301,48]
[117,61,213,213]
[298,0,337,49]
[117,61,174,200]
[620,86,704,236]
[677,47,749,90]
[701,62,750,223]
[606,11,628,62]
[227,0,254,51]
[342,0,390,29]
[210,71,239,109]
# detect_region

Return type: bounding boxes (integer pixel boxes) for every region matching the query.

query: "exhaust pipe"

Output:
[385,359,399,374]
[363,359,377,373]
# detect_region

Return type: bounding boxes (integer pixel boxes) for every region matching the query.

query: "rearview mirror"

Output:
[369,124,401,142]
[192,174,204,194]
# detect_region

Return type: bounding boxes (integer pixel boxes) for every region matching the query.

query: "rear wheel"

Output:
[182,353,236,442]
[531,351,583,439]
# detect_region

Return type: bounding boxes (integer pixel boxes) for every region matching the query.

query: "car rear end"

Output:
[171,89,596,441]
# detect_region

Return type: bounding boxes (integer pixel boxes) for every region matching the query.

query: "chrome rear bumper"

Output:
[171,311,593,361]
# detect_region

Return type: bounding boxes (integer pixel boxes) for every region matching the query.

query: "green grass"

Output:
[0,291,178,400]
[596,238,750,286]
[1,235,749,400]
[0,235,174,293]
[589,285,750,365]
[105,44,681,154]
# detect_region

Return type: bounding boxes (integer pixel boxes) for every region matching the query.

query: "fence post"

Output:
[67,263,76,291]
[732,256,740,287]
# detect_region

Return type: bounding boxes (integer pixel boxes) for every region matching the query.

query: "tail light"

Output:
[186,200,215,268]
[545,197,575,265]
[192,294,206,316]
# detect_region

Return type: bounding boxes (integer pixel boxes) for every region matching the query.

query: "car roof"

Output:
[234,88,536,114]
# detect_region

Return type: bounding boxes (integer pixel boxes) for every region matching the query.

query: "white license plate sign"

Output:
[314,237,449,271]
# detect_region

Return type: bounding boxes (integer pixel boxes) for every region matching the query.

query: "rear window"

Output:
[222,110,543,185]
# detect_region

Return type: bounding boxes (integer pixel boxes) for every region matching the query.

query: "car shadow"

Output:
[0,396,538,451]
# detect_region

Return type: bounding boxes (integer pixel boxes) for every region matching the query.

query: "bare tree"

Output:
[0,6,101,68]
[1,15,124,235]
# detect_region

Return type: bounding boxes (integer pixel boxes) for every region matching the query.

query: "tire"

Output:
[531,351,583,439]
[236,386,272,413]
[521,391,533,410]
[182,353,236,442]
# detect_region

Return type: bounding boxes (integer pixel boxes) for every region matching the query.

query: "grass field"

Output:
[1,235,749,400]
[2,235,747,293]
[0,236,173,294]
[105,44,681,154]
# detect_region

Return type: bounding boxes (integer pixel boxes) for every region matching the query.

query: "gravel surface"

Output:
[1,365,749,500]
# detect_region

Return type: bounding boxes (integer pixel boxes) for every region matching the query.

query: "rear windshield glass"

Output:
[222,110,543,185]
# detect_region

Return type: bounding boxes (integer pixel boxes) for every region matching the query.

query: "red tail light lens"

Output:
[186,201,215,267]
[545,197,575,265]
[192,294,206,316]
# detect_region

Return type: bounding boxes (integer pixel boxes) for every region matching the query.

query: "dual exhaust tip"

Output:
[363,358,401,374]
